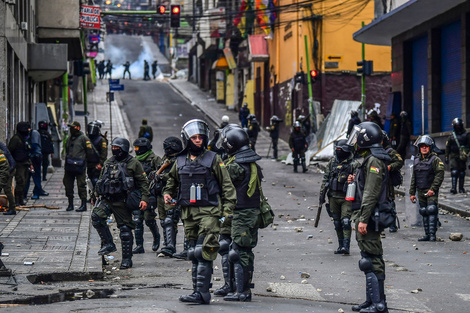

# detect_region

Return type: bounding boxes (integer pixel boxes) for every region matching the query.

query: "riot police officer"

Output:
[92,137,150,269]
[153,137,184,258]
[132,137,162,254]
[347,122,392,313]
[289,121,308,173]
[87,121,108,189]
[246,114,260,152]
[267,115,283,160]
[320,139,360,255]
[0,142,16,215]
[382,131,404,233]
[445,118,470,194]
[410,135,445,241]
[163,119,236,304]
[218,125,263,302]
[347,110,361,138]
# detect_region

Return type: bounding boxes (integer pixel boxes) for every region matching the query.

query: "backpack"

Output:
[142,126,151,139]
[40,132,54,155]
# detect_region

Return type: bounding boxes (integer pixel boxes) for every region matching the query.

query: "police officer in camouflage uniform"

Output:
[153,137,184,258]
[347,122,391,313]
[132,137,161,254]
[87,121,108,189]
[163,119,236,304]
[92,137,150,269]
[63,121,94,212]
[218,124,263,302]
[320,139,360,255]
[410,135,445,242]
[0,142,16,215]
[0,147,13,213]
[8,121,32,206]
[382,131,404,233]
[445,118,470,194]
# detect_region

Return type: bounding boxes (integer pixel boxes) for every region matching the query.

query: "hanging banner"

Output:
[80,5,101,30]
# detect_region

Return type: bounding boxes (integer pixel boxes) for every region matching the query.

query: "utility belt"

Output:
[101,193,127,202]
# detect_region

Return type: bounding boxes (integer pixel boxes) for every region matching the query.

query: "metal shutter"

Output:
[441,20,462,132]
[412,35,428,136]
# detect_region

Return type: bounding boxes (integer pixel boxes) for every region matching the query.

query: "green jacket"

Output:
[355,155,388,224]
[65,131,94,163]
[98,155,150,203]
[163,150,237,215]
[321,155,361,199]
[0,149,11,189]
[409,152,445,195]
[136,150,162,174]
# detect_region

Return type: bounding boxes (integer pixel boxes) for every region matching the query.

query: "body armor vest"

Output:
[291,132,306,151]
[351,155,390,211]
[88,136,103,164]
[176,151,220,207]
[140,159,153,174]
[96,156,135,197]
[413,155,436,190]
[329,161,352,193]
[12,135,31,163]
[450,131,468,153]
[235,163,261,209]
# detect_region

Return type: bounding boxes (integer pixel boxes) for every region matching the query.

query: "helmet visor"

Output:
[413,135,433,148]
[182,120,209,139]
[346,125,361,147]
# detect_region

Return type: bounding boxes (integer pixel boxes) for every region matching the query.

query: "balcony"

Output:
[28,43,68,82]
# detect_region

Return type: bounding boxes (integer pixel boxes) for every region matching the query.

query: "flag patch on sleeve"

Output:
[370,167,380,173]
[219,163,225,168]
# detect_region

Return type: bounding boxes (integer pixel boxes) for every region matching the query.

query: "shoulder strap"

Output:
[452,131,461,149]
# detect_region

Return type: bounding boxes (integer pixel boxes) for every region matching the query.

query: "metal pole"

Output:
[421,84,424,135]
[304,35,316,133]
[109,93,113,140]
[361,21,366,121]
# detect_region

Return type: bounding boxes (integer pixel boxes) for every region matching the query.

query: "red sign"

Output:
[80,5,101,30]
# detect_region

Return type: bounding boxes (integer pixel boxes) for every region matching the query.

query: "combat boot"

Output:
[92,214,117,256]
[75,199,87,212]
[428,214,438,242]
[132,218,145,254]
[224,264,252,302]
[450,170,458,194]
[334,239,344,254]
[341,238,350,255]
[173,237,189,260]
[214,253,234,296]
[66,197,74,211]
[180,260,212,304]
[293,158,298,173]
[119,226,133,269]
[459,171,466,193]
[160,219,176,256]
[359,272,386,313]
[145,219,161,251]
[418,216,430,241]
[301,158,308,173]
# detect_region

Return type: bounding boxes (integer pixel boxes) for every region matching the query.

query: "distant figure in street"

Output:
[24,128,48,200]
[239,103,250,128]
[138,119,153,142]
[368,110,383,129]
[445,118,470,194]
[396,111,412,159]
[289,121,308,173]
[266,115,283,160]
[123,61,131,79]
[105,60,114,79]
[152,60,158,79]
[247,114,260,152]
[388,112,400,149]
[38,121,54,181]
[143,60,151,80]
[347,110,361,138]
[98,60,106,79]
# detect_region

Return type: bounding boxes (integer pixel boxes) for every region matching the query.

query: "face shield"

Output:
[346,125,361,147]
[413,135,433,148]
[181,119,209,140]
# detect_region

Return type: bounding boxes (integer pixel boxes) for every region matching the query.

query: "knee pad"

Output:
[187,240,197,261]
[228,247,240,264]
[133,210,143,224]
[219,235,231,256]
[419,207,428,216]
[358,257,373,274]
[91,212,105,227]
[119,225,132,240]
[162,213,174,227]
[194,244,204,261]
[148,195,157,210]
[341,217,351,231]
[427,204,438,215]
[451,169,459,177]
[333,219,342,231]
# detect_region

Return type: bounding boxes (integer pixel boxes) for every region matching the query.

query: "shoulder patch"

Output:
[396,154,403,161]
[102,142,107,148]
[370,167,380,174]
[0,154,6,162]
[219,162,225,168]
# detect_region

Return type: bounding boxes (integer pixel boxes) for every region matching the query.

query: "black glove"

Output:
[445,157,449,164]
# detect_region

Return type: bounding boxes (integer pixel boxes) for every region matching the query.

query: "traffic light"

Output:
[105,0,111,4]
[157,5,166,14]
[82,61,90,75]
[170,5,181,28]
[309,70,319,82]
[68,75,74,87]
[357,60,373,76]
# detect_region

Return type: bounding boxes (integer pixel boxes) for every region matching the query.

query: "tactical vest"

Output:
[235,163,261,209]
[88,136,103,164]
[140,159,153,174]
[96,156,135,197]
[291,132,306,151]
[413,155,436,190]
[351,155,390,211]
[329,161,352,193]
[450,131,468,153]
[176,151,220,207]
[11,135,31,163]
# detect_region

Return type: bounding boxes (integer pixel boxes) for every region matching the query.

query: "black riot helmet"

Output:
[347,122,383,149]
[335,139,352,161]
[163,136,183,156]
[38,120,49,130]
[270,115,282,124]
[181,119,210,150]
[87,121,101,137]
[133,137,152,156]
[381,130,391,148]
[219,124,250,155]
[452,118,464,134]
[247,114,256,121]
[350,110,358,118]
[111,137,130,160]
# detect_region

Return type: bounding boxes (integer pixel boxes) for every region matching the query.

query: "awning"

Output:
[248,35,269,62]
[212,57,228,70]
[353,0,466,46]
